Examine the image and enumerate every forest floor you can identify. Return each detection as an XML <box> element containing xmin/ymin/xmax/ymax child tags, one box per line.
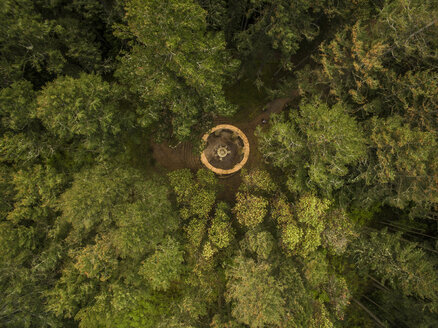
<box><xmin>152</xmin><ymin>91</ymin><xmax>298</xmax><ymax>201</ymax></box>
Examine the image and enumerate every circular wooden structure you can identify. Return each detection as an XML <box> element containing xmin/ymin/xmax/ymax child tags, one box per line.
<box><xmin>201</xmin><ymin>124</ymin><xmax>250</xmax><ymax>175</ymax></box>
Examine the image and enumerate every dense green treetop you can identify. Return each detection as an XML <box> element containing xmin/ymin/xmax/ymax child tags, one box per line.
<box><xmin>233</xmin><ymin>192</ymin><xmax>269</xmax><ymax>228</ymax></box>
<box><xmin>37</xmin><ymin>74</ymin><xmax>132</xmax><ymax>159</ymax></box>
<box><xmin>233</xmin><ymin>0</ymin><xmax>324</xmax><ymax>63</ymax></box>
<box><xmin>139</xmin><ymin>236</ymin><xmax>185</xmax><ymax>291</ymax></box>
<box><xmin>350</xmin><ymin>229</ymin><xmax>438</xmax><ymax>312</ymax></box>
<box><xmin>168</xmin><ymin>168</ymin><xmax>218</xmax><ymax>219</ymax></box>
<box><xmin>46</xmin><ymin>163</ymin><xmax>180</xmax><ymax>327</ymax></box>
<box><xmin>0</xmin><ymin>0</ymin><xmax>64</xmax><ymax>86</ymax></box>
<box><xmin>0</xmin><ymin>0</ymin><xmax>123</xmax><ymax>87</ymax></box>
<box><xmin>116</xmin><ymin>0</ymin><xmax>238</xmax><ymax>141</ymax></box>
<box><xmin>226</xmin><ymin>256</ymin><xmax>285</xmax><ymax>328</ymax></box>
<box><xmin>364</xmin><ymin>115</ymin><xmax>438</xmax><ymax>212</ymax></box>
<box><xmin>0</xmin><ymin>80</ymin><xmax>54</xmax><ymax>166</ymax></box>
<box><xmin>258</xmin><ymin>97</ymin><xmax>367</xmax><ymax>196</ymax></box>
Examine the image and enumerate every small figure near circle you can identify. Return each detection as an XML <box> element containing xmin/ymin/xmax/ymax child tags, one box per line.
<box><xmin>261</xmin><ymin>118</ymin><xmax>268</xmax><ymax>124</ymax></box>
<box><xmin>216</xmin><ymin>145</ymin><xmax>231</xmax><ymax>160</ymax></box>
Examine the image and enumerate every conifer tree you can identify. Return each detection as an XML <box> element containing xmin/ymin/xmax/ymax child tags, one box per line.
<box><xmin>350</xmin><ymin>229</ymin><xmax>438</xmax><ymax>312</ymax></box>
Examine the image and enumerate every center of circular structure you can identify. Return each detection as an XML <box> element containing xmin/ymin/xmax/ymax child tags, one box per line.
<box><xmin>216</xmin><ymin>145</ymin><xmax>230</xmax><ymax>159</ymax></box>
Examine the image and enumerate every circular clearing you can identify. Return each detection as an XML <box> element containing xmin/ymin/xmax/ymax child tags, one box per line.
<box><xmin>201</xmin><ymin>124</ymin><xmax>250</xmax><ymax>175</ymax></box>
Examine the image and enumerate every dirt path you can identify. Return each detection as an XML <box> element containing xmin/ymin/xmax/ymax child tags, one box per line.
<box><xmin>151</xmin><ymin>94</ymin><xmax>297</xmax><ymax>200</ymax></box>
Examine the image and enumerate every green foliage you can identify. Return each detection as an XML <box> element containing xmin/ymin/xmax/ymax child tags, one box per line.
<box><xmin>295</xmin><ymin>195</ymin><xmax>330</xmax><ymax>255</ymax></box>
<box><xmin>196</xmin><ymin>168</ymin><xmax>218</xmax><ymax>188</ymax></box>
<box><xmin>168</xmin><ymin>169</ymin><xmax>196</xmax><ymax>204</ymax></box>
<box><xmin>36</xmin><ymin>73</ymin><xmax>131</xmax><ymax>158</ymax></box>
<box><xmin>389</xmin><ymin>69</ymin><xmax>438</xmax><ymax>133</ymax></box>
<box><xmin>208</xmin><ymin>202</ymin><xmax>235</xmax><ymax>250</ymax></box>
<box><xmin>73</xmin><ymin>235</ymin><xmax>118</xmax><ymax>282</ymax></box>
<box><xmin>0</xmin><ymin>80</ymin><xmax>36</xmax><ymax>131</ymax></box>
<box><xmin>270</xmin><ymin>196</ymin><xmax>294</xmax><ymax>225</ymax></box>
<box><xmin>37</xmin><ymin>73</ymin><xmax>116</xmax><ymax>139</ymax></box>
<box><xmin>308</xmin><ymin>305</ymin><xmax>335</xmax><ymax>328</ymax></box>
<box><xmin>0</xmin><ymin>81</ymin><xmax>56</xmax><ymax>166</ymax></box>
<box><xmin>210</xmin><ymin>314</ymin><xmax>246</xmax><ymax>328</ymax></box>
<box><xmin>240</xmin><ymin>169</ymin><xmax>278</xmax><ymax>195</ymax></box>
<box><xmin>226</xmin><ymin>256</ymin><xmax>285</xmax><ymax>327</ymax></box>
<box><xmin>271</xmin><ymin>196</ymin><xmax>300</xmax><ymax>253</ymax></box>
<box><xmin>46</xmin><ymin>164</ymin><xmax>180</xmax><ymax>325</ymax></box>
<box><xmin>60</xmin><ymin>164</ymin><xmax>178</xmax><ymax>255</ymax></box>
<box><xmin>366</xmin><ymin>115</ymin><xmax>438</xmax><ymax>210</ymax></box>
<box><xmin>240</xmin><ymin>229</ymin><xmax>275</xmax><ymax>260</ymax></box>
<box><xmin>71</xmin><ymin>285</ymin><xmax>173</xmax><ymax>328</ymax></box>
<box><xmin>371</xmin><ymin>289</ymin><xmax>438</xmax><ymax>328</ymax></box>
<box><xmin>116</xmin><ymin>0</ymin><xmax>238</xmax><ymax>141</ymax></box>
<box><xmin>140</xmin><ymin>237</ymin><xmax>185</xmax><ymax>291</ymax></box>
<box><xmin>351</xmin><ymin>229</ymin><xmax>438</xmax><ymax>312</ymax></box>
<box><xmin>0</xmin><ymin>221</ymin><xmax>35</xmax><ymax>265</ymax></box>
<box><xmin>0</xmin><ymin>164</ymin><xmax>66</xmax><ymax>327</ymax></box>
<box><xmin>168</xmin><ymin>168</ymin><xmax>218</xmax><ymax>219</ymax></box>
<box><xmin>296</xmin><ymin>194</ymin><xmax>331</xmax><ymax>228</ymax></box>
<box><xmin>110</xmin><ymin>290</ymin><xmax>172</xmax><ymax>328</ymax></box>
<box><xmin>378</xmin><ymin>0</ymin><xmax>438</xmax><ymax>67</ymax></box>
<box><xmin>201</xmin><ymin>241</ymin><xmax>217</xmax><ymax>261</ymax></box>
<box><xmin>322</xmin><ymin>208</ymin><xmax>357</xmax><ymax>255</ymax></box>
<box><xmin>281</xmin><ymin>223</ymin><xmax>303</xmax><ymax>253</ymax></box>
<box><xmin>272</xmin><ymin>194</ymin><xmax>331</xmax><ymax>256</ymax></box>
<box><xmin>190</xmin><ymin>192</ymin><xmax>217</xmax><ymax>219</ymax></box>
<box><xmin>230</xmin><ymin>0</ymin><xmax>326</xmax><ymax>69</ymax></box>
<box><xmin>314</xmin><ymin>0</ymin><xmax>438</xmax><ymax>118</ymax></box>
<box><xmin>233</xmin><ymin>192</ymin><xmax>269</xmax><ymax>227</ymax></box>
<box><xmin>272</xmin><ymin>193</ymin><xmax>355</xmax><ymax>257</ymax></box>
<box><xmin>277</xmin><ymin>262</ymin><xmax>311</xmax><ymax>326</ymax></box>
<box><xmin>0</xmin><ymin>130</ymin><xmax>55</xmax><ymax>167</ymax></box>
<box><xmin>185</xmin><ymin>218</ymin><xmax>207</xmax><ymax>249</ymax></box>
<box><xmin>1</xmin><ymin>0</ymin><xmax>437</xmax><ymax>326</ymax></box>
<box><xmin>0</xmin><ymin>0</ymin><xmax>122</xmax><ymax>86</ymax></box>
<box><xmin>295</xmin><ymin>0</ymin><xmax>438</xmax><ymax>214</ymax></box>
<box><xmin>0</xmin><ymin>0</ymin><xmax>64</xmax><ymax>85</ymax></box>
<box><xmin>257</xmin><ymin>98</ymin><xmax>367</xmax><ymax>196</ymax></box>
<box><xmin>303</xmin><ymin>254</ymin><xmax>351</xmax><ymax>320</ymax></box>
<box><xmin>7</xmin><ymin>165</ymin><xmax>66</xmax><ymax>224</ymax></box>
<box><xmin>0</xmin><ymin>258</ymin><xmax>59</xmax><ymax>327</ymax></box>
<box><xmin>195</xmin><ymin>0</ymin><xmax>227</xmax><ymax>30</ymax></box>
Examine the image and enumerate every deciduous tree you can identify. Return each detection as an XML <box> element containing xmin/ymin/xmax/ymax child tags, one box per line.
<box><xmin>116</xmin><ymin>0</ymin><xmax>237</xmax><ymax>141</ymax></box>
<box><xmin>233</xmin><ymin>192</ymin><xmax>268</xmax><ymax>228</ymax></box>
<box><xmin>350</xmin><ymin>229</ymin><xmax>438</xmax><ymax>312</ymax></box>
<box><xmin>140</xmin><ymin>237</ymin><xmax>185</xmax><ymax>291</ymax></box>
<box><xmin>226</xmin><ymin>256</ymin><xmax>285</xmax><ymax>327</ymax></box>
<box><xmin>257</xmin><ymin>98</ymin><xmax>366</xmax><ymax>196</ymax></box>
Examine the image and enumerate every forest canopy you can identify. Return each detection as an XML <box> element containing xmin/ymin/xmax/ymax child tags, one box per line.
<box><xmin>0</xmin><ymin>0</ymin><xmax>437</xmax><ymax>327</ymax></box>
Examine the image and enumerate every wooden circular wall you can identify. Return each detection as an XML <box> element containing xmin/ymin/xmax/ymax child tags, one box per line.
<box><xmin>200</xmin><ymin>124</ymin><xmax>250</xmax><ymax>175</ymax></box>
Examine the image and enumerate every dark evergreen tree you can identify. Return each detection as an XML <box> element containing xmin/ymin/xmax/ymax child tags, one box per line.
<box><xmin>350</xmin><ymin>229</ymin><xmax>438</xmax><ymax>313</ymax></box>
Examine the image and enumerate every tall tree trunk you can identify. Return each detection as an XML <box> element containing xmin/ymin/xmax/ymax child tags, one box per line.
<box><xmin>352</xmin><ymin>298</ymin><xmax>387</xmax><ymax>328</ymax></box>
